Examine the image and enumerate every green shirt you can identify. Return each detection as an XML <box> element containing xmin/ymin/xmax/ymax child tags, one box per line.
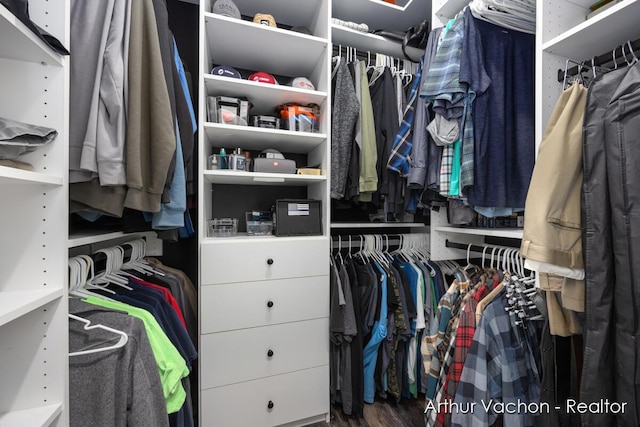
<box><xmin>84</xmin><ymin>296</ymin><xmax>189</xmax><ymax>413</ymax></box>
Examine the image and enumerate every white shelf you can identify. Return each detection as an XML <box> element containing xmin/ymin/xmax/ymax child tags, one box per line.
<box><xmin>204</xmin><ymin>13</ymin><xmax>329</xmax><ymax>77</ymax></box>
<box><xmin>332</xmin><ymin>0</ymin><xmax>430</xmax><ymax>32</ymax></box>
<box><xmin>0</xmin><ymin>403</ymin><xmax>62</xmax><ymax>427</ymax></box>
<box><xmin>434</xmin><ymin>0</ymin><xmax>468</xmax><ymax>22</ymax></box>
<box><xmin>204</xmin><ymin>170</ymin><xmax>326</xmax><ymax>186</ymax></box>
<box><xmin>330</xmin><ymin>24</ymin><xmax>424</xmax><ymax>59</ymax></box>
<box><xmin>204</xmin><ymin>74</ymin><xmax>327</xmax><ymax>115</ymax></box>
<box><xmin>204</xmin><ymin>122</ymin><xmax>327</xmax><ymax>153</ymax></box>
<box><xmin>542</xmin><ymin>0</ymin><xmax>640</xmax><ymax>58</ymax></box>
<box><xmin>331</xmin><ymin>222</ymin><xmax>428</xmax><ymax>229</ymax></box>
<box><xmin>0</xmin><ymin>166</ymin><xmax>63</xmax><ymax>186</ymax></box>
<box><xmin>231</xmin><ymin>0</ymin><xmax>324</xmax><ymax>31</ymax></box>
<box><xmin>203</xmin><ymin>234</ymin><xmax>327</xmax><ymax>243</ymax></box>
<box><xmin>433</xmin><ymin>226</ymin><xmax>524</xmax><ymax>239</ymax></box>
<box><xmin>0</xmin><ymin>5</ymin><xmax>63</xmax><ymax>66</ymax></box>
<box><xmin>0</xmin><ymin>289</ymin><xmax>62</xmax><ymax>328</ymax></box>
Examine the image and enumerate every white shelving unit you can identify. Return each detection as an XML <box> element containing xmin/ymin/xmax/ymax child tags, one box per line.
<box><xmin>0</xmin><ymin>1</ymin><xmax>68</xmax><ymax>424</ymax></box>
<box><xmin>198</xmin><ymin>0</ymin><xmax>331</xmax><ymax>425</ymax></box>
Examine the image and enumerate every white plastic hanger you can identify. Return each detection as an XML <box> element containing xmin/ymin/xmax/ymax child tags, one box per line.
<box><xmin>69</xmin><ymin>313</ymin><xmax>128</xmax><ymax>357</ymax></box>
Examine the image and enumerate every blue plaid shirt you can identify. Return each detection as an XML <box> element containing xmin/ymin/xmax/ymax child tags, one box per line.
<box><xmin>452</xmin><ymin>292</ymin><xmax>540</xmax><ymax>427</ymax></box>
<box><xmin>387</xmin><ymin>58</ymin><xmax>424</xmax><ymax>177</ymax></box>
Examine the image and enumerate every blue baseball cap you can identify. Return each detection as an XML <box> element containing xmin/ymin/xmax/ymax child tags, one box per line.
<box><xmin>211</xmin><ymin>65</ymin><xmax>242</xmax><ymax>79</ymax></box>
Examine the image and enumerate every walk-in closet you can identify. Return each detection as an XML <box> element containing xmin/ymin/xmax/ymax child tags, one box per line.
<box><xmin>1</xmin><ymin>0</ymin><xmax>639</xmax><ymax>426</ymax></box>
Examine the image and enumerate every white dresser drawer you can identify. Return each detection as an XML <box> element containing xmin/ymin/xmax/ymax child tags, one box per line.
<box><xmin>201</xmin><ymin>237</ymin><xmax>329</xmax><ymax>284</ymax></box>
<box><xmin>201</xmin><ymin>366</ymin><xmax>329</xmax><ymax>427</ymax></box>
<box><xmin>201</xmin><ymin>276</ymin><xmax>328</xmax><ymax>333</ymax></box>
<box><xmin>200</xmin><ymin>318</ymin><xmax>328</xmax><ymax>389</ymax></box>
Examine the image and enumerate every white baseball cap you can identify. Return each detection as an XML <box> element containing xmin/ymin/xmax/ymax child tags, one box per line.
<box><xmin>212</xmin><ymin>0</ymin><xmax>241</xmax><ymax>19</ymax></box>
<box><xmin>291</xmin><ymin>77</ymin><xmax>315</xmax><ymax>91</ymax></box>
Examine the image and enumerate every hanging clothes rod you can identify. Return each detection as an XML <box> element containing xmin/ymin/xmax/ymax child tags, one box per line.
<box><xmin>331</xmin><ymin>233</ymin><xmax>428</xmax><ymax>249</ymax></box>
<box><xmin>332</xmin><ymin>44</ymin><xmax>405</xmax><ymax>65</ymax></box>
<box><xmin>557</xmin><ymin>37</ymin><xmax>640</xmax><ymax>81</ymax></box>
<box><xmin>445</xmin><ymin>239</ymin><xmax>521</xmax><ymax>253</ymax></box>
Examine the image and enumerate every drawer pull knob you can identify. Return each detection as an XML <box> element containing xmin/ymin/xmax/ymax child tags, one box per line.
<box><xmin>267</xmin><ymin>258</ymin><xmax>274</xmax><ymax>265</ymax></box>
<box><xmin>267</xmin><ymin>300</ymin><xmax>274</xmax><ymax>308</ymax></box>
<box><xmin>268</xmin><ymin>401</ymin><xmax>274</xmax><ymax>410</ymax></box>
<box><xmin>267</xmin><ymin>349</ymin><xmax>274</xmax><ymax>357</ymax></box>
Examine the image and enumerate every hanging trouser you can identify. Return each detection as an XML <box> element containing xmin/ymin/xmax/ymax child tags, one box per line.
<box><xmin>362</xmin><ymin>262</ymin><xmax>388</xmax><ymax>403</ymax></box>
<box><xmin>581</xmin><ymin>66</ymin><xmax>628</xmax><ymax>427</ymax></box>
<box><xmin>602</xmin><ymin>61</ymin><xmax>640</xmax><ymax>427</ymax></box>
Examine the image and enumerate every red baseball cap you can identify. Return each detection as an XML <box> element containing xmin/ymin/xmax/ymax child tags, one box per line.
<box><xmin>248</xmin><ymin>71</ymin><xmax>279</xmax><ymax>85</ymax></box>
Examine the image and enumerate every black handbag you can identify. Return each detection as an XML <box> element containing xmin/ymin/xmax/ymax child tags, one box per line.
<box><xmin>402</xmin><ymin>19</ymin><xmax>430</xmax><ymax>62</ymax></box>
<box><xmin>373</xmin><ymin>19</ymin><xmax>430</xmax><ymax>62</ymax></box>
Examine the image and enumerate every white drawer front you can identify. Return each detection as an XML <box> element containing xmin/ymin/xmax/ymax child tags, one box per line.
<box><xmin>200</xmin><ymin>276</ymin><xmax>328</xmax><ymax>333</ymax></box>
<box><xmin>201</xmin><ymin>366</ymin><xmax>329</xmax><ymax>427</ymax></box>
<box><xmin>200</xmin><ymin>318</ymin><xmax>329</xmax><ymax>389</ymax></box>
<box><xmin>201</xmin><ymin>238</ymin><xmax>329</xmax><ymax>284</ymax></box>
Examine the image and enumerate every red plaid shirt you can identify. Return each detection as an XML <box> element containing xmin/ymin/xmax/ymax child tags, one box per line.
<box><xmin>433</xmin><ymin>283</ymin><xmax>492</xmax><ymax>427</ymax></box>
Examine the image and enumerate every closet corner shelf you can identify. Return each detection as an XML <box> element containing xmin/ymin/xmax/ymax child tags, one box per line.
<box><xmin>0</xmin><ymin>4</ymin><xmax>63</xmax><ymax>66</ymax></box>
<box><xmin>204</xmin><ymin>74</ymin><xmax>328</xmax><ymax>114</ymax></box>
<box><xmin>204</xmin><ymin>170</ymin><xmax>326</xmax><ymax>186</ymax></box>
<box><xmin>433</xmin><ymin>226</ymin><xmax>524</xmax><ymax>239</ymax></box>
<box><xmin>330</xmin><ymin>222</ymin><xmax>428</xmax><ymax>229</ymax></box>
<box><xmin>0</xmin><ymin>166</ymin><xmax>63</xmax><ymax>186</ymax></box>
<box><xmin>434</xmin><ymin>0</ymin><xmax>468</xmax><ymax>22</ymax></box>
<box><xmin>0</xmin><ymin>288</ymin><xmax>63</xmax><ymax>328</ymax></box>
<box><xmin>542</xmin><ymin>0</ymin><xmax>639</xmax><ymax>58</ymax></box>
<box><xmin>0</xmin><ymin>403</ymin><xmax>62</xmax><ymax>427</ymax></box>
<box><xmin>330</xmin><ymin>24</ymin><xmax>424</xmax><ymax>60</ymax></box>
<box><xmin>203</xmin><ymin>122</ymin><xmax>327</xmax><ymax>153</ymax></box>
<box><xmin>204</xmin><ymin>13</ymin><xmax>329</xmax><ymax>77</ymax></box>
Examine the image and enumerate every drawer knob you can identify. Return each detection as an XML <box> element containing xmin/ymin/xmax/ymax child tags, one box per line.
<box><xmin>267</xmin><ymin>258</ymin><xmax>274</xmax><ymax>265</ymax></box>
<box><xmin>267</xmin><ymin>349</ymin><xmax>274</xmax><ymax>357</ymax></box>
<box><xmin>267</xmin><ymin>300</ymin><xmax>274</xmax><ymax>308</ymax></box>
<box><xmin>268</xmin><ymin>401</ymin><xmax>274</xmax><ymax>410</ymax></box>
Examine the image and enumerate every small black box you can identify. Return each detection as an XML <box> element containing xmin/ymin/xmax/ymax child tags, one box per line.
<box><xmin>273</xmin><ymin>199</ymin><xmax>322</xmax><ymax>236</ymax></box>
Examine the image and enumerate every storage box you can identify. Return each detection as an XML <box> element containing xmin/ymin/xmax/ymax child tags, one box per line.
<box><xmin>251</xmin><ymin>115</ymin><xmax>280</xmax><ymax>129</ymax></box>
<box><xmin>278</xmin><ymin>104</ymin><xmax>320</xmax><ymax>133</ymax></box>
<box><xmin>207</xmin><ymin>96</ymin><xmax>250</xmax><ymax>125</ymax></box>
<box><xmin>245</xmin><ymin>211</ymin><xmax>273</xmax><ymax>236</ymax></box>
<box><xmin>207</xmin><ymin>218</ymin><xmax>238</xmax><ymax>237</ymax></box>
<box><xmin>272</xmin><ymin>199</ymin><xmax>322</xmax><ymax>236</ymax></box>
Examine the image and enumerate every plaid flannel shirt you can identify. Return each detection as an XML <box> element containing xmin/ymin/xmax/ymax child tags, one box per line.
<box><xmin>452</xmin><ymin>292</ymin><xmax>538</xmax><ymax>427</ymax></box>
<box><xmin>388</xmin><ymin>58</ymin><xmax>424</xmax><ymax>177</ymax></box>
<box><xmin>422</xmin><ymin>281</ymin><xmax>459</xmax><ymax>400</ymax></box>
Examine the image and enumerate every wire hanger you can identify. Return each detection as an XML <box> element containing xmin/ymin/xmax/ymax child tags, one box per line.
<box><xmin>69</xmin><ymin>314</ymin><xmax>129</xmax><ymax>357</ymax></box>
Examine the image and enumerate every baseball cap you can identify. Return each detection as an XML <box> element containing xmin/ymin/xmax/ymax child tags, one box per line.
<box><xmin>211</xmin><ymin>65</ymin><xmax>242</xmax><ymax>79</ymax></box>
<box><xmin>212</xmin><ymin>0</ymin><xmax>241</xmax><ymax>19</ymax></box>
<box><xmin>253</xmin><ymin>13</ymin><xmax>277</xmax><ymax>28</ymax></box>
<box><xmin>249</xmin><ymin>72</ymin><xmax>279</xmax><ymax>85</ymax></box>
<box><xmin>291</xmin><ymin>77</ymin><xmax>315</xmax><ymax>91</ymax></box>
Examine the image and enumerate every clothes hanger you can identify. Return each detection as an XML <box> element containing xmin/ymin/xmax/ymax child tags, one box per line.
<box><xmin>92</xmin><ymin>247</ymin><xmax>132</xmax><ymax>289</ymax></box>
<box><xmin>69</xmin><ymin>313</ymin><xmax>129</xmax><ymax>357</ymax></box>
<box><xmin>122</xmin><ymin>239</ymin><xmax>158</xmax><ymax>276</ymax></box>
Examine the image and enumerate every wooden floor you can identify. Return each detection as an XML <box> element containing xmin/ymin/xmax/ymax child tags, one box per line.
<box><xmin>308</xmin><ymin>397</ymin><xmax>426</xmax><ymax>427</ymax></box>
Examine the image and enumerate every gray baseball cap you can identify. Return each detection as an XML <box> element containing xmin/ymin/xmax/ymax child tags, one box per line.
<box><xmin>212</xmin><ymin>0</ymin><xmax>241</xmax><ymax>19</ymax></box>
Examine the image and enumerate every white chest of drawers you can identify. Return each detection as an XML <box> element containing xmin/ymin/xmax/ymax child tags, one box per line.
<box><xmin>199</xmin><ymin>237</ymin><xmax>330</xmax><ymax>426</ymax></box>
